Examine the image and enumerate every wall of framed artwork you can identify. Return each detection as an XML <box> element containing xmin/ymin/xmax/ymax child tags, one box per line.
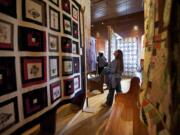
<box><xmin>0</xmin><ymin>0</ymin><xmax>88</xmax><ymax>134</ymax></box>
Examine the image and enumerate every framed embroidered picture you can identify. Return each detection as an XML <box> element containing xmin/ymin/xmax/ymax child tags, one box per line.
<box><xmin>0</xmin><ymin>20</ymin><xmax>13</xmax><ymax>50</ymax></box>
<box><xmin>61</xmin><ymin>36</ymin><xmax>72</xmax><ymax>53</ymax></box>
<box><xmin>63</xmin><ymin>14</ymin><xmax>72</xmax><ymax>35</ymax></box>
<box><xmin>61</xmin><ymin>0</ymin><xmax>70</xmax><ymax>14</ymax></box>
<box><xmin>48</xmin><ymin>33</ymin><xmax>59</xmax><ymax>52</ymax></box>
<box><xmin>0</xmin><ymin>57</ymin><xmax>16</xmax><ymax>96</ymax></box>
<box><xmin>73</xmin><ymin>57</ymin><xmax>80</xmax><ymax>73</ymax></box>
<box><xmin>22</xmin><ymin>87</ymin><xmax>47</xmax><ymax>118</ymax></box>
<box><xmin>22</xmin><ymin>0</ymin><xmax>47</xmax><ymax>26</ymax></box>
<box><xmin>72</xmin><ymin>5</ymin><xmax>78</xmax><ymax>21</ymax></box>
<box><xmin>73</xmin><ymin>21</ymin><xmax>78</xmax><ymax>39</ymax></box>
<box><xmin>62</xmin><ymin>56</ymin><xmax>73</xmax><ymax>76</ymax></box>
<box><xmin>21</xmin><ymin>57</ymin><xmax>47</xmax><ymax>88</ymax></box>
<box><xmin>72</xmin><ymin>41</ymin><xmax>79</xmax><ymax>54</ymax></box>
<box><xmin>63</xmin><ymin>78</ymin><xmax>74</xmax><ymax>96</ymax></box>
<box><xmin>18</xmin><ymin>26</ymin><xmax>46</xmax><ymax>52</ymax></box>
<box><xmin>49</xmin><ymin>56</ymin><xmax>59</xmax><ymax>80</ymax></box>
<box><xmin>74</xmin><ymin>76</ymin><xmax>80</xmax><ymax>90</ymax></box>
<box><xmin>49</xmin><ymin>6</ymin><xmax>60</xmax><ymax>32</ymax></box>
<box><xmin>0</xmin><ymin>97</ymin><xmax>19</xmax><ymax>133</ymax></box>
<box><xmin>50</xmin><ymin>81</ymin><xmax>61</xmax><ymax>103</ymax></box>
<box><xmin>0</xmin><ymin>0</ymin><xmax>17</xmax><ymax>18</ymax></box>
<box><xmin>49</xmin><ymin>0</ymin><xmax>59</xmax><ymax>7</ymax></box>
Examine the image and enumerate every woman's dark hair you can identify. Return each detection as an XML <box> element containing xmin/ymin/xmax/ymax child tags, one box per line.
<box><xmin>115</xmin><ymin>49</ymin><xmax>124</xmax><ymax>72</ymax></box>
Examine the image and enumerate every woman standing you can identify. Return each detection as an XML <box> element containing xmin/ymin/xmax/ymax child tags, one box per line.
<box><xmin>103</xmin><ymin>49</ymin><xmax>124</xmax><ymax>107</ymax></box>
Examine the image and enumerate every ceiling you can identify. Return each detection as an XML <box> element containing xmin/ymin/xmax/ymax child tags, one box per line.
<box><xmin>91</xmin><ymin>0</ymin><xmax>144</xmax><ymax>22</ymax></box>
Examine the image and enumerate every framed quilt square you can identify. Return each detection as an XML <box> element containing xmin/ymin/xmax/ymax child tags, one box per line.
<box><xmin>48</xmin><ymin>33</ymin><xmax>59</xmax><ymax>52</ymax></box>
<box><xmin>0</xmin><ymin>97</ymin><xmax>19</xmax><ymax>133</ymax></box>
<box><xmin>73</xmin><ymin>57</ymin><xmax>80</xmax><ymax>73</ymax></box>
<box><xmin>0</xmin><ymin>57</ymin><xmax>16</xmax><ymax>96</ymax></box>
<box><xmin>21</xmin><ymin>57</ymin><xmax>47</xmax><ymax>88</ymax></box>
<box><xmin>18</xmin><ymin>26</ymin><xmax>46</xmax><ymax>52</ymax></box>
<box><xmin>49</xmin><ymin>56</ymin><xmax>59</xmax><ymax>80</ymax></box>
<box><xmin>72</xmin><ymin>41</ymin><xmax>79</xmax><ymax>54</ymax></box>
<box><xmin>63</xmin><ymin>78</ymin><xmax>74</xmax><ymax>96</ymax></box>
<box><xmin>22</xmin><ymin>0</ymin><xmax>47</xmax><ymax>26</ymax></box>
<box><xmin>61</xmin><ymin>36</ymin><xmax>72</xmax><ymax>53</ymax></box>
<box><xmin>49</xmin><ymin>0</ymin><xmax>59</xmax><ymax>7</ymax></box>
<box><xmin>22</xmin><ymin>87</ymin><xmax>47</xmax><ymax>118</ymax></box>
<box><xmin>61</xmin><ymin>0</ymin><xmax>70</xmax><ymax>14</ymax></box>
<box><xmin>73</xmin><ymin>21</ymin><xmax>78</xmax><ymax>39</ymax></box>
<box><xmin>72</xmin><ymin>5</ymin><xmax>78</xmax><ymax>21</ymax></box>
<box><xmin>74</xmin><ymin>76</ymin><xmax>80</xmax><ymax>90</ymax></box>
<box><xmin>49</xmin><ymin>6</ymin><xmax>60</xmax><ymax>32</ymax></box>
<box><xmin>50</xmin><ymin>81</ymin><xmax>61</xmax><ymax>103</ymax></box>
<box><xmin>62</xmin><ymin>56</ymin><xmax>73</xmax><ymax>76</ymax></box>
<box><xmin>0</xmin><ymin>0</ymin><xmax>17</xmax><ymax>18</ymax></box>
<box><xmin>63</xmin><ymin>14</ymin><xmax>72</xmax><ymax>35</ymax></box>
<box><xmin>0</xmin><ymin>20</ymin><xmax>13</xmax><ymax>50</ymax></box>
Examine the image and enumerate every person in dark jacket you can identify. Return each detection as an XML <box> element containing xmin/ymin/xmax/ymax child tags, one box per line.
<box><xmin>97</xmin><ymin>52</ymin><xmax>107</xmax><ymax>74</ymax></box>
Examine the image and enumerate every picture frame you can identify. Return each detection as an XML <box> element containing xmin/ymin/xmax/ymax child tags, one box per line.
<box><xmin>48</xmin><ymin>33</ymin><xmax>59</xmax><ymax>52</ymax></box>
<box><xmin>0</xmin><ymin>57</ymin><xmax>17</xmax><ymax>96</ymax></box>
<box><xmin>72</xmin><ymin>41</ymin><xmax>79</xmax><ymax>54</ymax></box>
<box><xmin>0</xmin><ymin>97</ymin><xmax>19</xmax><ymax>133</ymax></box>
<box><xmin>62</xmin><ymin>56</ymin><xmax>73</xmax><ymax>76</ymax></box>
<box><xmin>0</xmin><ymin>20</ymin><xmax>13</xmax><ymax>50</ymax></box>
<box><xmin>22</xmin><ymin>0</ymin><xmax>47</xmax><ymax>26</ymax></box>
<box><xmin>63</xmin><ymin>14</ymin><xmax>72</xmax><ymax>35</ymax></box>
<box><xmin>73</xmin><ymin>21</ymin><xmax>78</xmax><ymax>39</ymax></box>
<box><xmin>61</xmin><ymin>0</ymin><xmax>70</xmax><ymax>14</ymax></box>
<box><xmin>0</xmin><ymin>0</ymin><xmax>17</xmax><ymax>18</ymax></box>
<box><xmin>49</xmin><ymin>6</ymin><xmax>60</xmax><ymax>32</ymax></box>
<box><xmin>74</xmin><ymin>76</ymin><xmax>80</xmax><ymax>90</ymax></box>
<box><xmin>50</xmin><ymin>81</ymin><xmax>61</xmax><ymax>103</ymax></box>
<box><xmin>49</xmin><ymin>56</ymin><xmax>59</xmax><ymax>80</ymax></box>
<box><xmin>73</xmin><ymin>57</ymin><xmax>80</xmax><ymax>73</ymax></box>
<box><xmin>49</xmin><ymin>0</ymin><xmax>59</xmax><ymax>7</ymax></box>
<box><xmin>61</xmin><ymin>36</ymin><xmax>72</xmax><ymax>53</ymax></box>
<box><xmin>63</xmin><ymin>78</ymin><xmax>74</xmax><ymax>96</ymax></box>
<box><xmin>21</xmin><ymin>57</ymin><xmax>47</xmax><ymax>88</ymax></box>
<box><xmin>22</xmin><ymin>87</ymin><xmax>47</xmax><ymax>118</ymax></box>
<box><xmin>18</xmin><ymin>26</ymin><xmax>46</xmax><ymax>52</ymax></box>
<box><xmin>72</xmin><ymin>5</ymin><xmax>78</xmax><ymax>21</ymax></box>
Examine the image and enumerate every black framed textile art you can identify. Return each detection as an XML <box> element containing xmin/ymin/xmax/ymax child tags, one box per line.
<box><xmin>50</xmin><ymin>81</ymin><xmax>61</xmax><ymax>103</ymax></box>
<box><xmin>0</xmin><ymin>20</ymin><xmax>13</xmax><ymax>50</ymax></box>
<box><xmin>72</xmin><ymin>5</ymin><xmax>78</xmax><ymax>21</ymax></box>
<box><xmin>61</xmin><ymin>36</ymin><xmax>72</xmax><ymax>53</ymax></box>
<box><xmin>21</xmin><ymin>57</ymin><xmax>47</xmax><ymax>88</ymax></box>
<box><xmin>74</xmin><ymin>75</ymin><xmax>80</xmax><ymax>90</ymax></box>
<box><xmin>73</xmin><ymin>21</ymin><xmax>78</xmax><ymax>39</ymax></box>
<box><xmin>0</xmin><ymin>57</ymin><xmax>16</xmax><ymax>96</ymax></box>
<box><xmin>72</xmin><ymin>41</ymin><xmax>79</xmax><ymax>54</ymax></box>
<box><xmin>0</xmin><ymin>0</ymin><xmax>17</xmax><ymax>18</ymax></box>
<box><xmin>49</xmin><ymin>6</ymin><xmax>60</xmax><ymax>32</ymax></box>
<box><xmin>73</xmin><ymin>57</ymin><xmax>79</xmax><ymax>73</ymax></box>
<box><xmin>61</xmin><ymin>0</ymin><xmax>70</xmax><ymax>14</ymax></box>
<box><xmin>63</xmin><ymin>14</ymin><xmax>72</xmax><ymax>35</ymax></box>
<box><xmin>62</xmin><ymin>56</ymin><xmax>73</xmax><ymax>76</ymax></box>
<box><xmin>22</xmin><ymin>0</ymin><xmax>47</xmax><ymax>26</ymax></box>
<box><xmin>48</xmin><ymin>33</ymin><xmax>59</xmax><ymax>52</ymax></box>
<box><xmin>18</xmin><ymin>26</ymin><xmax>46</xmax><ymax>52</ymax></box>
<box><xmin>22</xmin><ymin>87</ymin><xmax>47</xmax><ymax>118</ymax></box>
<box><xmin>0</xmin><ymin>97</ymin><xmax>19</xmax><ymax>133</ymax></box>
<box><xmin>49</xmin><ymin>56</ymin><xmax>59</xmax><ymax>80</ymax></box>
<box><xmin>63</xmin><ymin>78</ymin><xmax>74</xmax><ymax>96</ymax></box>
<box><xmin>49</xmin><ymin>0</ymin><xmax>59</xmax><ymax>7</ymax></box>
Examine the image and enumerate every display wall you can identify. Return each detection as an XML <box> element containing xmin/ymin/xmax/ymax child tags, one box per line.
<box><xmin>0</xmin><ymin>0</ymin><xmax>86</xmax><ymax>134</ymax></box>
<box><xmin>141</xmin><ymin>0</ymin><xmax>173</xmax><ymax>135</ymax></box>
